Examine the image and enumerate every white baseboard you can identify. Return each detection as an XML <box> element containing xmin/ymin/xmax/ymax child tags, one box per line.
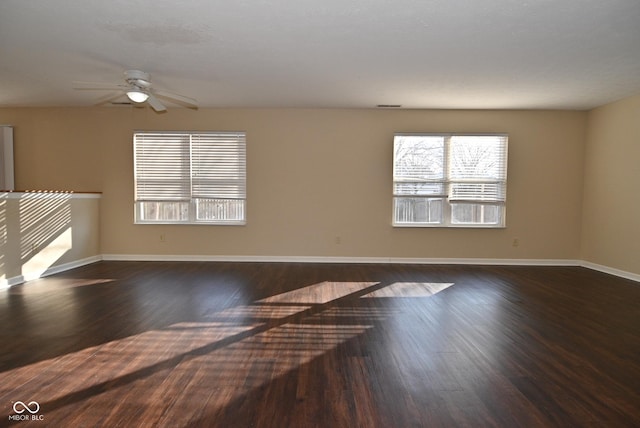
<box><xmin>3</xmin><ymin>255</ymin><xmax>636</xmax><ymax>289</ymax></box>
<box><xmin>102</xmin><ymin>253</ymin><xmax>580</xmax><ymax>266</ymax></box>
<box><xmin>100</xmin><ymin>254</ymin><xmax>638</xmax><ymax>283</ymax></box>
<box><xmin>0</xmin><ymin>255</ymin><xmax>102</xmax><ymax>290</ymax></box>
<box><xmin>37</xmin><ymin>255</ymin><xmax>102</xmax><ymax>277</ymax></box>
<box><xmin>1</xmin><ymin>275</ymin><xmax>25</xmax><ymax>289</ymax></box>
<box><xmin>580</xmin><ymin>261</ymin><xmax>640</xmax><ymax>283</ymax></box>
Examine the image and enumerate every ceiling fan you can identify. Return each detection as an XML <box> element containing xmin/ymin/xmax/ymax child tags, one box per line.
<box><xmin>73</xmin><ymin>70</ymin><xmax>198</xmax><ymax>112</ymax></box>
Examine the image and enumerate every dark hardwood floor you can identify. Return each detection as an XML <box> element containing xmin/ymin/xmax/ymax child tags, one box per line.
<box><xmin>1</xmin><ymin>261</ymin><xmax>639</xmax><ymax>427</ymax></box>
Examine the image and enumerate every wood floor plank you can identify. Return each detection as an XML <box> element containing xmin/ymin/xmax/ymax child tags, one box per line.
<box><xmin>1</xmin><ymin>261</ymin><xmax>639</xmax><ymax>427</ymax></box>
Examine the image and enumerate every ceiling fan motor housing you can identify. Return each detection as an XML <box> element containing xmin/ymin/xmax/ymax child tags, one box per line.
<box><xmin>125</xmin><ymin>70</ymin><xmax>152</xmax><ymax>89</ymax></box>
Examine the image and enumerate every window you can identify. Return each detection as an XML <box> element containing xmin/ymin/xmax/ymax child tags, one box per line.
<box><xmin>134</xmin><ymin>131</ymin><xmax>246</xmax><ymax>224</ymax></box>
<box><xmin>393</xmin><ymin>133</ymin><xmax>508</xmax><ymax>227</ymax></box>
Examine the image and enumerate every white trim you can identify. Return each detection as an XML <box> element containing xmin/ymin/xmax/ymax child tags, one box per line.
<box><xmin>35</xmin><ymin>255</ymin><xmax>103</xmax><ymax>277</ymax></box>
<box><xmin>580</xmin><ymin>261</ymin><xmax>640</xmax><ymax>283</ymax></box>
<box><xmin>100</xmin><ymin>254</ymin><xmax>638</xmax><ymax>283</ymax></box>
<box><xmin>1</xmin><ymin>192</ymin><xmax>101</xmax><ymax>199</ymax></box>
<box><xmin>65</xmin><ymin>193</ymin><xmax>102</xmax><ymax>199</ymax></box>
<box><xmin>0</xmin><ymin>255</ymin><xmax>102</xmax><ymax>290</ymax></box>
<box><xmin>0</xmin><ymin>275</ymin><xmax>26</xmax><ymax>289</ymax></box>
<box><xmin>1</xmin><ymin>126</ymin><xmax>14</xmax><ymax>191</ymax></box>
<box><xmin>101</xmin><ymin>253</ymin><xmax>580</xmax><ymax>266</ymax></box>
<box><xmin>2</xmin><ymin>255</ymin><xmax>636</xmax><ymax>290</ymax></box>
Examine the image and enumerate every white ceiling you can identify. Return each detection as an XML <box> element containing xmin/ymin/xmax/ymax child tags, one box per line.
<box><xmin>1</xmin><ymin>0</ymin><xmax>640</xmax><ymax>110</ymax></box>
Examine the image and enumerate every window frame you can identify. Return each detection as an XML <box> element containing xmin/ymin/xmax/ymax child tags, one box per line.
<box><xmin>392</xmin><ymin>133</ymin><xmax>508</xmax><ymax>228</ymax></box>
<box><xmin>133</xmin><ymin>130</ymin><xmax>247</xmax><ymax>225</ymax></box>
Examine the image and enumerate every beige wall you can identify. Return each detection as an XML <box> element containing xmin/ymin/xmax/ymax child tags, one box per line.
<box><xmin>582</xmin><ymin>94</ymin><xmax>640</xmax><ymax>275</ymax></box>
<box><xmin>0</xmin><ymin>107</ymin><xmax>587</xmax><ymax>261</ymax></box>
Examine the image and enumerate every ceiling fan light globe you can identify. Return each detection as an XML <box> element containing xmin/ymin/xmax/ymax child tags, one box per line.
<box><xmin>126</xmin><ymin>90</ymin><xmax>149</xmax><ymax>103</ymax></box>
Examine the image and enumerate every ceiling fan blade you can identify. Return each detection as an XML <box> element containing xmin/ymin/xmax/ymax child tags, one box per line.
<box><xmin>72</xmin><ymin>81</ymin><xmax>126</xmax><ymax>91</ymax></box>
<box><xmin>146</xmin><ymin>93</ymin><xmax>167</xmax><ymax>112</ymax></box>
<box><xmin>154</xmin><ymin>89</ymin><xmax>198</xmax><ymax>109</ymax></box>
<box><xmin>92</xmin><ymin>92</ymin><xmax>126</xmax><ymax>106</ymax></box>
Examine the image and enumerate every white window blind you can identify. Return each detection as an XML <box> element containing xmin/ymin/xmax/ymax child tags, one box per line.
<box><xmin>393</xmin><ymin>134</ymin><xmax>508</xmax><ymax>227</ymax></box>
<box><xmin>134</xmin><ymin>131</ymin><xmax>246</xmax><ymax>224</ymax></box>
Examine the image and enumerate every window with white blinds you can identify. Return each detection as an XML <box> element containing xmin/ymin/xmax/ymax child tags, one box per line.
<box><xmin>134</xmin><ymin>131</ymin><xmax>246</xmax><ymax>224</ymax></box>
<box><xmin>393</xmin><ymin>134</ymin><xmax>508</xmax><ymax>227</ymax></box>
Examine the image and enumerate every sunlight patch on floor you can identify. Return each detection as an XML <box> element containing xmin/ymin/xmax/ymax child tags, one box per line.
<box><xmin>0</xmin><ymin>280</ymin><xmax>385</xmax><ymax>424</ymax></box>
<box><xmin>8</xmin><ymin>277</ymin><xmax>115</xmax><ymax>295</ymax></box>
<box><xmin>258</xmin><ymin>281</ymin><xmax>379</xmax><ymax>304</ymax></box>
<box><xmin>361</xmin><ymin>282</ymin><xmax>454</xmax><ymax>298</ymax></box>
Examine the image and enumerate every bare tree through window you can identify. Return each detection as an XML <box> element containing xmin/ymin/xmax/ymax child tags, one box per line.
<box><xmin>393</xmin><ymin>134</ymin><xmax>507</xmax><ymax>227</ymax></box>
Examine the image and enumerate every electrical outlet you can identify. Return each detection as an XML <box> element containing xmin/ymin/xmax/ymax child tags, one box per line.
<box><xmin>335</xmin><ymin>236</ymin><xmax>341</xmax><ymax>245</ymax></box>
<box><xmin>160</xmin><ymin>234</ymin><xmax>166</xmax><ymax>243</ymax></box>
<box><xmin>512</xmin><ymin>238</ymin><xmax>519</xmax><ymax>247</ymax></box>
